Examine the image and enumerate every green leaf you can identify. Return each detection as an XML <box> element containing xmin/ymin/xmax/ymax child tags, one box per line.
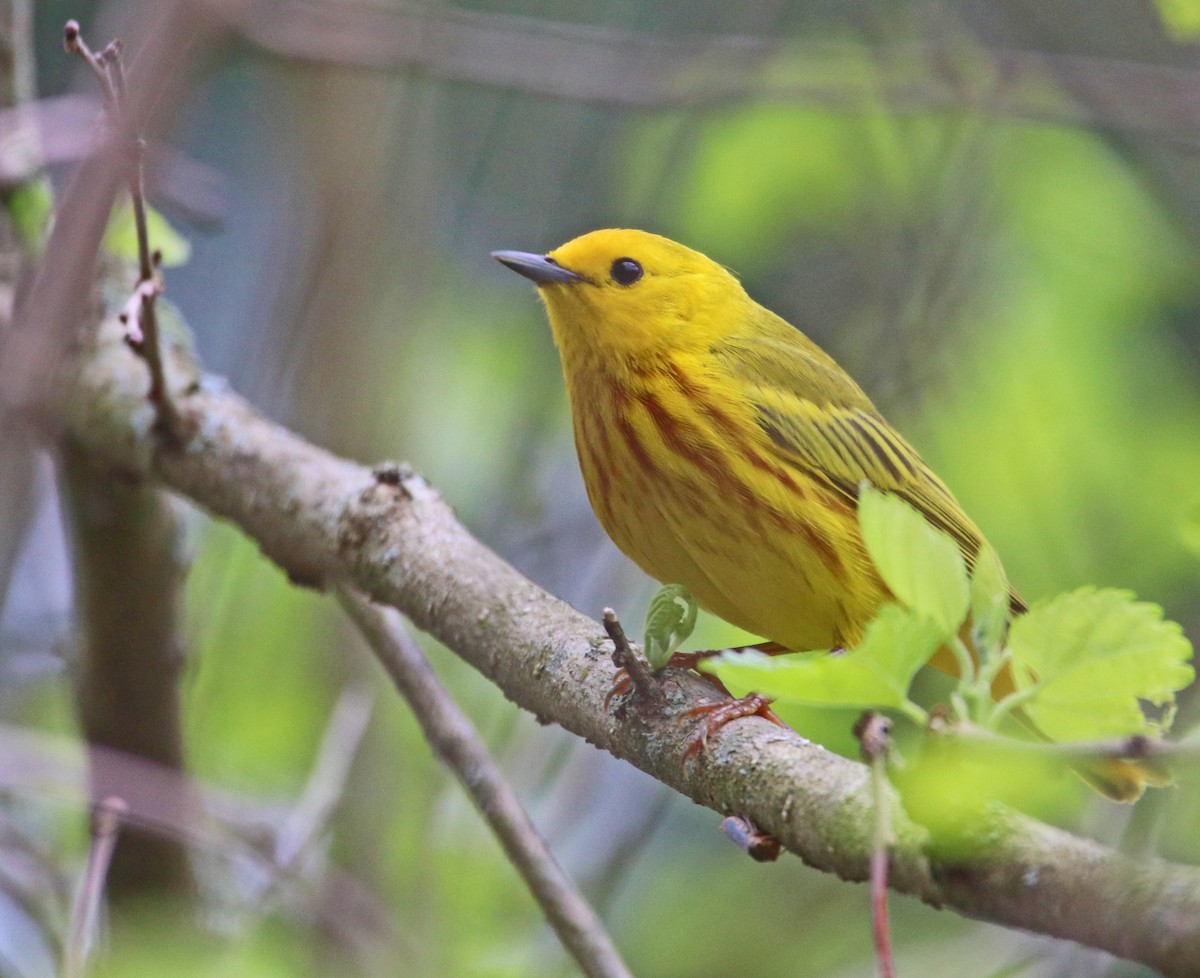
<box><xmin>1008</xmin><ymin>587</ymin><xmax>1195</xmax><ymax>741</ymax></box>
<box><xmin>895</xmin><ymin>735</ymin><xmax>1080</xmax><ymax>858</ymax></box>
<box><xmin>103</xmin><ymin>201</ymin><xmax>191</xmax><ymax>268</ymax></box>
<box><xmin>969</xmin><ymin>541</ymin><xmax>1010</xmax><ymax>656</ymax></box>
<box><xmin>858</xmin><ymin>484</ymin><xmax>969</xmax><ymax>636</ymax></box>
<box><xmin>702</xmin><ymin>604</ymin><xmax>941</xmax><ymax>722</ymax></box>
<box><xmin>1154</xmin><ymin>0</ymin><xmax>1200</xmax><ymax>39</ymax></box>
<box><xmin>643</xmin><ymin>584</ymin><xmax>698</xmax><ymax>670</ymax></box>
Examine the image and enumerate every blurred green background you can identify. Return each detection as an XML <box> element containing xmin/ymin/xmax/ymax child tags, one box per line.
<box><xmin>3</xmin><ymin>0</ymin><xmax>1200</xmax><ymax>976</ymax></box>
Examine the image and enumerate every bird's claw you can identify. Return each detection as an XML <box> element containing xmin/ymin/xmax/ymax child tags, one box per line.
<box><xmin>680</xmin><ymin>693</ymin><xmax>783</xmax><ymax>770</ymax></box>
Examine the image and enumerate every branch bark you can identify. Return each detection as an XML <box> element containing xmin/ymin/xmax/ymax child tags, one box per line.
<box><xmin>338</xmin><ymin>588</ymin><xmax>632</xmax><ymax>978</ymax></box>
<box><xmin>52</xmin><ymin>312</ymin><xmax>1200</xmax><ymax>977</ymax></box>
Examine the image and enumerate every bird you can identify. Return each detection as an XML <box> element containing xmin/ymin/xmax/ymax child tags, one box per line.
<box><xmin>493</xmin><ymin>228</ymin><xmax>1147</xmax><ymax>799</ymax></box>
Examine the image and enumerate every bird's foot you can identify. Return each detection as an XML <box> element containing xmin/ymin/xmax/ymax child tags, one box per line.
<box><xmin>603</xmin><ymin>639</ymin><xmax>789</xmax><ymax>766</ymax></box>
<box><xmin>681</xmin><ymin>693</ymin><xmax>785</xmax><ymax>767</ymax></box>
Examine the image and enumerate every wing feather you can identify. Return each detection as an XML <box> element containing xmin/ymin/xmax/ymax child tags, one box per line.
<box><xmin>715</xmin><ymin>324</ymin><xmax>1025</xmax><ymax>613</ymax></box>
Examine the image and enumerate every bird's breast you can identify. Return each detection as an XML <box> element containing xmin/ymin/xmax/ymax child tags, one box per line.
<box><xmin>563</xmin><ymin>355</ymin><xmax>883</xmax><ymax>650</ymax></box>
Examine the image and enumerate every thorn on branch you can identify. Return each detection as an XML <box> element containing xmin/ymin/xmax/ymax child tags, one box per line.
<box><xmin>602</xmin><ymin>608</ymin><xmax>666</xmax><ymax>712</ymax></box>
<box><xmin>854</xmin><ymin>712</ymin><xmax>897</xmax><ymax>978</ymax></box>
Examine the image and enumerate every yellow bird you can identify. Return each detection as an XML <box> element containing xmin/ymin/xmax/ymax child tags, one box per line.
<box><xmin>494</xmin><ymin>228</ymin><xmax>1146</xmax><ymax>799</ymax></box>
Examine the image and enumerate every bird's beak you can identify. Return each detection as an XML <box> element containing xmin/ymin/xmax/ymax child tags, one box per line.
<box><xmin>491</xmin><ymin>250</ymin><xmax>583</xmax><ymax>285</ymax></box>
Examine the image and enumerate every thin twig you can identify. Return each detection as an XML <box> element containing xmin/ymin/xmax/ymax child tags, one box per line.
<box><xmin>0</xmin><ymin>723</ymin><xmax>402</xmax><ymax>958</ymax></box>
<box><xmin>100</xmin><ymin>46</ymin><xmax>150</xmax><ymax>283</ymax></box>
<box><xmin>274</xmin><ymin>686</ymin><xmax>375</xmax><ymax>870</ymax></box>
<box><xmin>63</xmin><ymin>21</ymin><xmax>113</xmax><ymax>96</ymax></box>
<box><xmin>64</xmin><ymin>21</ymin><xmax>178</xmax><ymax>437</ymax></box>
<box><xmin>855</xmin><ymin>712</ymin><xmax>897</xmax><ymax>978</ymax></box>
<box><xmin>64</xmin><ymin>796</ymin><xmax>127</xmax><ymax>978</ymax></box>
<box><xmin>336</xmin><ymin>587</ymin><xmax>633</xmax><ymax>978</ymax></box>
<box><xmin>602</xmin><ymin>608</ymin><xmax>665</xmax><ymax>710</ymax></box>
<box><xmin>935</xmin><ymin>722</ymin><xmax>1200</xmax><ymax>777</ymax></box>
<box><xmin>239</xmin><ymin>686</ymin><xmax>375</xmax><ymax>913</ymax></box>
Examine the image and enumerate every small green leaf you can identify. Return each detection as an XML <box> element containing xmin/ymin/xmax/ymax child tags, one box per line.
<box><xmin>643</xmin><ymin>584</ymin><xmax>698</xmax><ymax>670</ymax></box>
<box><xmin>1008</xmin><ymin>587</ymin><xmax>1195</xmax><ymax>741</ymax></box>
<box><xmin>702</xmin><ymin>604</ymin><xmax>941</xmax><ymax>722</ymax></box>
<box><xmin>103</xmin><ymin>202</ymin><xmax>191</xmax><ymax>267</ymax></box>
<box><xmin>969</xmin><ymin>541</ymin><xmax>1010</xmax><ymax>657</ymax></box>
<box><xmin>858</xmin><ymin>485</ymin><xmax>969</xmax><ymax>636</ymax></box>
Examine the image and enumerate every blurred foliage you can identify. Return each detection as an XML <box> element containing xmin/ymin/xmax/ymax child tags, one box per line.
<box><xmin>3</xmin><ymin>1</ymin><xmax>1200</xmax><ymax>977</ymax></box>
<box><xmin>1154</xmin><ymin>0</ymin><xmax>1200</xmax><ymax>39</ymax></box>
<box><xmin>102</xmin><ymin>202</ymin><xmax>192</xmax><ymax>268</ymax></box>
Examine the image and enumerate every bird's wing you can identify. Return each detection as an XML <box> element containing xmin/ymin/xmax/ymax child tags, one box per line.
<box><xmin>713</xmin><ymin>328</ymin><xmax>1000</xmax><ymax>590</ymax></box>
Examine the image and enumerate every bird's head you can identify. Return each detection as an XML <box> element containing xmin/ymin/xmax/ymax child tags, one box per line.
<box><xmin>493</xmin><ymin>229</ymin><xmax>749</xmax><ymax>364</ymax></box>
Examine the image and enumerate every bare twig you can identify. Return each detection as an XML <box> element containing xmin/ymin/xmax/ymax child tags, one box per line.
<box><xmin>62</xmin><ymin>20</ymin><xmax>178</xmax><ymax>437</ymax></box>
<box><xmin>337</xmin><ymin>588</ymin><xmax>633</xmax><ymax>978</ymax></box>
<box><xmin>63</xmin><ymin>21</ymin><xmax>113</xmax><ymax>96</ymax></box>
<box><xmin>274</xmin><ymin>686</ymin><xmax>374</xmax><ymax>871</ymax></box>
<box><xmin>0</xmin><ymin>723</ymin><xmax>402</xmax><ymax>960</ymax></box>
<box><xmin>855</xmin><ymin>712</ymin><xmax>897</xmax><ymax>978</ymax></box>
<box><xmin>0</xmin><ymin>36</ymin><xmax>141</xmax><ymax>416</ymax></box>
<box><xmin>602</xmin><ymin>607</ymin><xmax>665</xmax><ymax>710</ymax></box>
<box><xmin>64</xmin><ymin>796</ymin><xmax>127</xmax><ymax>978</ymax></box>
<box><xmin>936</xmin><ymin>722</ymin><xmax>1200</xmax><ymax>767</ymax></box>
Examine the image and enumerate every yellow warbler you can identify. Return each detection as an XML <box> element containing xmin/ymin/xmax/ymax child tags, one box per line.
<box><xmin>494</xmin><ymin>228</ymin><xmax>1147</xmax><ymax>799</ymax></box>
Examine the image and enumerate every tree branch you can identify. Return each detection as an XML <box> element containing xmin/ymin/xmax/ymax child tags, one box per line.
<box><xmin>51</xmin><ymin>311</ymin><xmax>1200</xmax><ymax>977</ymax></box>
<box><xmin>212</xmin><ymin>0</ymin><xmax>1200</xmax><ymax>147</ymax></box>
<box><xmin>338</xmin><ymin>588</ymin><xmax>632</xmax><ymax>978</ymax></box>
<box><xmin>0</xmin><ymin>0</ymin><xmax>214</xmax><ymax>421</ymax></box>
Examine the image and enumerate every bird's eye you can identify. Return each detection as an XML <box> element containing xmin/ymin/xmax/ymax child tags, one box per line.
<box><xmin>610</xmin><ymin>257</ymin><xmax>643</xmax><ymax>286</ymax></box>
